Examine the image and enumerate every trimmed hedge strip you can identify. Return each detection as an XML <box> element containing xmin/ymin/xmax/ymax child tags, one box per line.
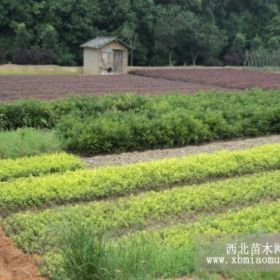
<box><xmin>0</xmin><ymin>153</ymin><xmax>84</xmax><ymax>182</ymax></box>
<box><xmin>111</xmin><ymin>200</ymin><xmax>280</xmax><ymax>277</ymax></box>
<box><xmin>131</xmin><ymin>199</ymin><xmax>280</xmax><ymax>249</ymax></box>
<box><xmin>4</xmin><ymin>169</ymin><xmax>280</xmax><ymax>253</ymax></box>
<box><xmin>1</xmin><ymin>144</ymin><xmax>280</xmax><ymax>213</ymax></box>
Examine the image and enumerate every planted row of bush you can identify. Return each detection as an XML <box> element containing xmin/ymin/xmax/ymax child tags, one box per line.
<box><xmin>0</xmin><ymin>94</ymin><xmax>147</xmax><ymax>130</ymax></box>
<box><xmin>1</xmin><ymin>90</ymin><xmax>279</xmax><ymax>155</ymax></box>
<box><xmin>1</xmin><ymin>144</ymin><xmax>280</xmax><ymax>213</ymax></box>
<box><xmin>128</xmin><ymin>199</ymin><xmax>280</xmax><ymax>250</ymax></box>
<box><xmin>57</xmin><ymin>90</ymin><xmax>280</xmax><ymax>154</ymax></box>
<box><xmin>111</xmin><ymin>200</ymin><xmax>280</xmax><ymax>279</ymax></box>
<box><xmin>0</xmin><ymin>152</ymin><xmax>84</xmax><ymax>181</ymax></box>
<box><xmin>4</xmin><ymin>169</ymin><xmax>280</xmax><ymax>253</ymax></box>
<box><xmin>45</xmin><ymin>199</ymin><xmax>280</xmax><ymax>280</ymax></box>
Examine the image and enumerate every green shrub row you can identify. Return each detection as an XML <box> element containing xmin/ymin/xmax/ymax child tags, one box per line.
<box><xmin>0</xmin><ymin>128</ymin><xmax>62</xmax><ymax>159</ymax></box>
<box><xmin>57</xmin><ymin>90</ymin><xmax>280</xmax><ymax>155</ymax></box>
<box><xmin>111</xmin><ymin>199</ymin><xmax>280</xmax><ymax>279</ymax></box>
<box><xmin>1</xmin><ymin>90</ymin><xmax>279</xmax><ymax>155</ymax></box>
<box><xmin>4</xmin><ymin>169</ymin><xmax>280</xmax><ymax>254</ymax></box>
<box><xmin>1</xmin><ymin>144</ymin><xmax>280</xmax><ymax>213</ymax></box>
<box><xmin>0</xmin><ymin>94</ymin><xmax>147</xmax><ymax>130</ymax></box>
<box><xmin>45</xmin><ymin>199</ymin><xmax>280</xmax><ymax>280</ymax></box>
<box><xmin>126</xmin><ymin>200</ymin><xmax>280</xmax><ymax>250</ymax></box>
<box><xmin>0</xmin><ymin>152</ymin><xmax>84</xmax><ymax>181</ymax></box>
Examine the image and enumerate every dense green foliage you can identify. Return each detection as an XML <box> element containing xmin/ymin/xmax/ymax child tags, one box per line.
<box><xmin>1</xmin><ymin>144</ymin><xmax>280</xmax><ymax>214</ymax></box>
<box><xmin>1</xmin><ymin>90</ymin><xmax>279</xmax><ymax>155</ymax></box>
<box><xmin>4</xmin><ymin>168</ymin><xmax>280</xmax><ymax>253</ymax></box>
<box><xmin>0</xmin><ymin>152</ymin><xmax>84</xmax><ymax>182</ymax></box>
<box><xmin>0</xmin><ymin>128</ymin><xmax>62</xmax><ymax>158</ymax></box>
<box><xmin>57</xmin><ymin>91</ymin><xmax>280</xmax><ymax>155</ymax></box>
<box><xmin>0</xmin><ymin>1</ymin><xmax>279</xmax><ymax>66</ymax></box>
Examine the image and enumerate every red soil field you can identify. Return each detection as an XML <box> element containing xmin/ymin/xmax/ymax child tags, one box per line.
<box><xmin>1</xmin><ymin>68</ymin><xmax>278</xmax><ymax>102</ymax></box>
<box><xmin>0</xmin><ymin>75</ymin><xmax>227</xmax><ymax>102</ymax></box>
<box><xmin>132</xmin><ymin>68</ymin><xmax>280</xmax><ymax>90</ymax></box>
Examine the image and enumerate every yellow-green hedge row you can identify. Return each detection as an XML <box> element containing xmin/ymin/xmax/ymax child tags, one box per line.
<box><xmin>0</xmin><ymin>153</ymin><xmax>84</xmax><ymax>181</ymax></box>
<box><xmin>110</xmin><ymin>199</ymin><xmax>280</xmax><ymax>278</ymax></box>
<box><xmin>128</xmin><ymin>199</ymin><xmax>280</xmax><ymax>249</ymax></box>
<box><xmin>1</xmin><ymin>144</ymin><xmax>280</xmax><ymax>214</ymax></box>
<box><xmin>4</xmin><ymin>169</ymin><xmax>280</xmax><ymax>253</ymax></box>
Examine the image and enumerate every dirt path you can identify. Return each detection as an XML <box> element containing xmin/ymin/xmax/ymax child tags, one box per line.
<box><xmin>0</xmin><ymin>228</ymin><xmax>45</xmax><ymax>280</ymax></box>
<box><xmin>84</xmin><ymin>135</ymin><xmax>280</xmax><ymax>168</ymax></box>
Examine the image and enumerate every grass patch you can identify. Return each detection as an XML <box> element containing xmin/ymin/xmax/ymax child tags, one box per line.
<box><xmin>0</xmin><ymin>71</ymin><xmax>81</xmax><ymax>76</ymax></box>
<box><xmin>0</xmin><ymin>128</ymin><xmax>62</xmax><ymax>158</ymax></box>
<box><xmin>44</xmin><ymin>223</ymin><xmax>191</xmax><ymax>280</ymax></box>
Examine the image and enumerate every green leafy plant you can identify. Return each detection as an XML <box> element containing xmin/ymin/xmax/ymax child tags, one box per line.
<box><xmin>0</xmin><ymin>152</ymin><xmax>84</xmax><ymax>182</ymax></box>
<box><xmin>4</xmin><ymin>168</ymin><xmax>280</xmax><ymax>254</ymax></box>
<box><xmin>1</xmin><ymin>144</ymin><xmax>280</xmax><ymax>214</ymax></box>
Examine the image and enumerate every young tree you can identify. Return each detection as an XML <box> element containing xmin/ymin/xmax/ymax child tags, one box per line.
<box><xmin>120</xmin><ymin>23</ymin><xmax>138</xmax><ymax>66</ymax></box>
<box><xmin>178</xmin><ymin>13</ymin><xmax>227</xmax><ymax>65</ymax></box>
<box><xmin>154</xmin><ymin>6</ymin><xmax>184</xmax><ymax>65</ymax></box>
<box><xmin>14</xmin><ymin>23</ymin><xmax>32</xmax><ymax>49</ymax></box>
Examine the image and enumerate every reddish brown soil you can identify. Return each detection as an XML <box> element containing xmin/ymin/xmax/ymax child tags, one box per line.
<box><xmin>0</xmin><ymin>228</ymin><xmax>45</xmax><ymax>280</ymax></box>
<box><xmin>132</xmin><ymin>68</ymin><xmax>280</xmax><ymax>90</ymax></box>
<box><xmin>0</xmin><ymin>74</ymin><xmax>229</xmax><ymax>102</ymax></box>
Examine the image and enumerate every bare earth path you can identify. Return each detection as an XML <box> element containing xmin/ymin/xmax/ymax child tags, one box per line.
<box><xmin>0</xmin><ymin>228</ymin><xmax>45</xmax><ymax>280</ymax></box>
<box><xmin>84</xmin><ymin>135</ymin><xmax>280</xmax><ymax>168</ymax></box>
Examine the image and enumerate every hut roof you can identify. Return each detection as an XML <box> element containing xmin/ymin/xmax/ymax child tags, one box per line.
<box><xmin>80</xmin><ymin>36</ymin><xmax>131</xmax><ymax>49</ymax></box>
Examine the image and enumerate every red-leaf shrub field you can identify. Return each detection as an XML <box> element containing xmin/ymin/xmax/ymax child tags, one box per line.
<box><xmin>0</xmin><ymin>75</ymin><xmax>226</xmax><ymax>102</ymax></box>
<box><xmin>1</xmin><ymin>68</ymin><xmax>278</xmax><ymax>102</ymax></box>
<box><xmin>132</xmin><ymin>68</ymin><xmax>280</xmax><ymax>90</ymax></box>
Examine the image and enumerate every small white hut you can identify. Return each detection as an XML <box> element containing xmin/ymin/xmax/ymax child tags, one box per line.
<box><xmin>80</xmin><ymin>36</ymin><xmax>130</xmax><ymax>75</ymax></box>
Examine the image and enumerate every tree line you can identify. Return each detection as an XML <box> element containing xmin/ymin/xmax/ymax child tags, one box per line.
<box><xmin>0</xmin><ymin>0</ymin><xmax>279</xmax><ymax>66</ymax></box>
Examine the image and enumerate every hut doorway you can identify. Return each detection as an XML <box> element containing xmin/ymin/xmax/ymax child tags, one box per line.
<box><xmin>114</xmin><ymin>50</ymin><xmax>124</xmax><ymax>73</ymax></box>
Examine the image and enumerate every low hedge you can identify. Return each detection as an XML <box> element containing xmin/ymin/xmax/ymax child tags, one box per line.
<box><xmin>131</xmin><ymin>199</ymin><xmax>280</xmax><ymax>249</ymax></box>
<box><xmin>1</xmin><ymin>90</ymin><xmax>279</xmax><ymax>155</ymax></box>
<box><xmin>0</xmin><ymin>153</ymin><xmax>84</xmax><ymax>181</ymax></box>
<box><xmin>4</xmin><ymin>169</ymin><xmax>280</xmax><ymax>253</ymax></box>
<box><xmin>114</xmin><ymin>200</ymin><xmax>280</xmax><ymax>277</ymax></box>
<box><xmin>1</xmin><ymin>144</ymin><xmax>280</xmax><ymax>213</ymax></box>
<box><xmin>43</xmin><ymin>198</ymin><xmax>280</xmax><ymax>280</ymax></box>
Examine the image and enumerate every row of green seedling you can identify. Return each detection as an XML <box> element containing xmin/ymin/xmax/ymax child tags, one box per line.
<box><xmin>4</xmin><ymin>168</ymin><xmax>280</xmax><ymax>254</ymax></box>
<box><xmin>1</xmin><ymin>144</ymin><xmax>280</xmax><ymax>214</ymax></box>
<box><xmin>0</xmin><ymin>152</ymin><xmax>84</xmax><ymax>181</ymax></box>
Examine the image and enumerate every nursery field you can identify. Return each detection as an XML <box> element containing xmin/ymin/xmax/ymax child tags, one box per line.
<box><xmin>0</xmin><ymin>89</ymin><xmax>280</xmax><ymax>280</ymax></box>
<box><xmin>0</xmin><ymin>74</ymin><xmax>226</xmax><ymax>102</ymax></box>
<box><xmin>132</xmin><ymin>68</ymin><xmax>280</xmax><ymax>90</ymax></box>
<box><xmin>1</xmin><ymin>90</ymin><xmax>279</xmax><ymax>156</ymax></box>
<box><xmin>1</xmin><ymin>143</ymin><xmax>280</xmax><ymax>280</ymax></box>
<box><xmin>0</xmin><ymin>67</ymin><xmax>279</xmax><ymax>102</ymax></box>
